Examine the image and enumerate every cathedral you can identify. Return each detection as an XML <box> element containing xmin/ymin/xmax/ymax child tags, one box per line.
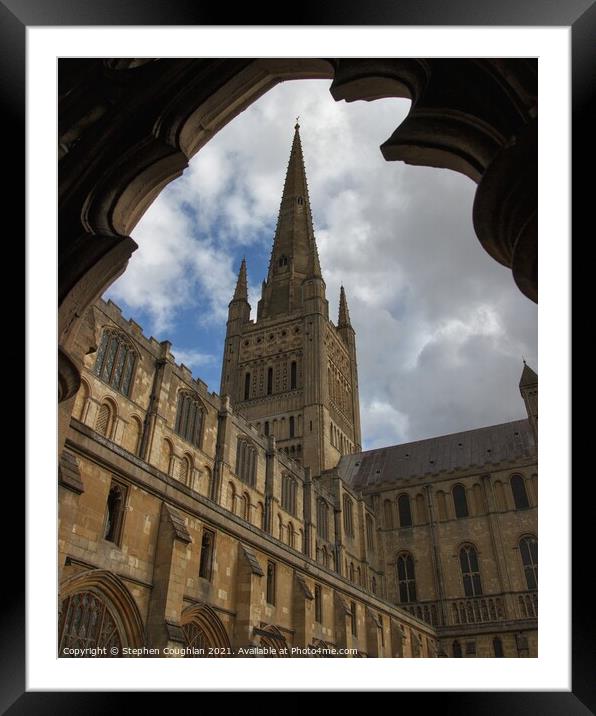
<box><xmin>58</xmin><ymin>123</ymin><xmax>538</xmax><ymax>659</ymax></box>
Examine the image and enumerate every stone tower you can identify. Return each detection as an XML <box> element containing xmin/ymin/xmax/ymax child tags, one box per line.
<box><xmin>220</xmin><ymin>123</ymin><xmax>362</xmax><ymax>476</ymax></box>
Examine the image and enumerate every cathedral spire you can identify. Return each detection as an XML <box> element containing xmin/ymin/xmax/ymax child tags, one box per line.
<box><xmin>338</xmin><ymin>285</ymin><xmax>352</xmax><ymax>327</ymax></box>
<box><xmin>257</xmin><ymin>123</ymin><xmax>325</xmax><ymax>319</ymax></box>
<box><xmin>233</xmin><ymin>257</ymin><xmax>248</xmax><ymax>302</ymax></box>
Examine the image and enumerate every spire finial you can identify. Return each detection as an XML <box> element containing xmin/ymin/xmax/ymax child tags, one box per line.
<box><xmin>295</xmin><ymin>115</ymin><xmax>300</xmax><ymax>130</ymax></box>
<box><xmin>232</xmin><ymin>257</ymin><xmax>248</xmax><ymax>302</ymax></box>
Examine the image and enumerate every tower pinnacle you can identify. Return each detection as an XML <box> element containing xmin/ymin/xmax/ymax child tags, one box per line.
<box><xmin>338</xmin><ymin>285</ymin><xmax>352</xmax><ymax>327</ymax></box>
<box><xmin>233</xmin><ymin>257</ymin><xmax>248</xmax><ymax>302</ymax></box>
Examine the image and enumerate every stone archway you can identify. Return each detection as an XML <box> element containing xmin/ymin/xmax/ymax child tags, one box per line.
<box><xmin>180</xmin><ymin>602</ymin><xmax>232</xmax><ymax>657</ymax></box>
<box><xmin>58</xmin><ymin>569</ymin><xmax>145</xmax><ymax>657</ymax></box>
<box><xmin>58</xmin><ymin>58</ymin><xmax>537</xmax><ymax>420</ymax></box>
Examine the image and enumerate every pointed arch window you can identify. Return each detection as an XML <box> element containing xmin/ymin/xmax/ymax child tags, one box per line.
<box><xmin>235</xmin><ymin>438</ymin><xmax>257</xmax><ymax>488</ymax></box>
<box><xmin>290</xmin><ymin>361</ymin><xmax>297</xmax><ymax>390</ymax></box>
<box><xmin>396</xmin><ymin>552</ymin><xmax>416</xmax><ymax>603</ymax></box>
<box><xmin>289</xmin><ymin>415</ymin><xmax>295</xmax><ymax>438</ymax></box>
<box><xmin>281</xmin><ymin>474</ymin><xmax>298</xmax><ymax>516</ymax></box>
<box><xmin>244</xmin><ymin>372</ymin><xmax>251</xmax><ymax>401</ymax></box>
<box><xmin>452</xmin><ymin>484</ymin><xmax>469</xmax><ymax>518</ymax></box>
<box><xmin>452</xmin><ymin>640</ymin><xmax>462</xmax><ymax>658</ymax></box>
<box><xmin>459</xmin><ymin>544</ymin><xmax>482</xmax><ymax>597</ymax></box>
<box><xmin>384</xmin><ymin>499</ymin><xmax>394</xmax><ymax>529</ymax></box>
<box><xmin>199</xmin><ymin>529</ymin><xmax>215</xmax><ymax>581</ymax></box>
<box><xmin>174</xmin><ymin>391</ymin><xmax>204</xmax><ymax>448</ymax></box>
<box><xmin>93</xmin><ymin>330</ymin><xmax>137</xmax><ymax>397</ymax></box>
<box><xmin>511</xmin><ymin>474</ymin><xmax>530</xmax><ymax>510</ymax></box>
<box><xmin>493</xmin><ymin>636</ymin><xmax>504</xmax><ymax>657</ymax></box>
<box><xmin>519</xmin><ymin>535</ymin><xmax>538</xmax><ymax>590</ymax></box>
<box><xmin>343</xmin><ymin>495</ymin><xmax>354</xmax><ymax>537</ymax></box>
<box><xmin>317</xmin><ymin>499</ymin><xmax>329</xmax><ymax>540</ymax></box>
<box><xmin>397</xmin><ymin>494</ymin><xmax>412</xmax><ymax>527</ymax></box>
<box><xmin>104</xmin><ymin>481</ymin><xmax>127</xmax><ymax>545</ymax></box>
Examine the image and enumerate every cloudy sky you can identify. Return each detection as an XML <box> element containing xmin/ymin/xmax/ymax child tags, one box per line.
<box><xmin>105</xmin><ymin>79</ymin><xmax>537</xmax><ymax>451</ymax></box>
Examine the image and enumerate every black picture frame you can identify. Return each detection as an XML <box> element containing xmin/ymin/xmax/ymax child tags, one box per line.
<box><xmin>13</xmin><ymin>0</ymin><xmax>590</xmax><ymax>710</ymax></box>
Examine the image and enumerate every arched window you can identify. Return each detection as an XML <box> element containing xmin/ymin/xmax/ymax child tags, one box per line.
<box><xmin>452</xmin><ymin>484</ymin><xmax>469</xmax><ymax>519</ymax></box>
<box><xmin>104</xmin><ymin>482</ymin><xmax>127</xmax><ymax>544</ymax></box>
<box><xmin>384</xmin><ymin>499</ymin><xmax>394</xmax><ymax>529</ymax></box>
<box><xmin>174</xmin><ymin>391</ymin><xmax>204</xmax><ymax>448</ymax></box>
<box><xmin>281</xmin><ymin>474</ymin><xmax>298</xmax><ymax>516</ymax></box>
<box><xmin>349</xmin><ymin>563</ymin><xmax>355</xmax><ymax>582</ymax></box>
<box><xmin>241</xmin><ymin>493</ymin><xmax>250</xmax><ymax>521</ymax></box>
<box><xmin>244</xmin><ymin>372</ymin><xmax>251</xmax><ymax>400</ymax></box>
<box><xmin>493</xmin><ymin>636</ymin><xmax>504</xmax><ymax>657</ymax></box>
<box><xmin>93</xmin><ymin>330</ymin><xmax>137</xmax><ymax>397</ymax></box>
<box><xmin>59</xmin><ymin>591</ymin><xmax>123</xmax><ymax>655</ymax></box>
<box><xmin>459</xmin><ymin>544</ymin><xmax>482</xmax><ymax>597</ymax></box>
<box><xmin>366</xmin><ymin>514</ymin><xmax>374</xmax><ymax>549</ymax></box>
<box><xmin>397</xmin><ymin>494</ymin><xmax>412</xmax><ymax>527</ymax></box>
<box><xmin>95</xmin><ymin>402</ymin><xmax>114</xmax><ymax>437</ymax></box>
<box><xmin>356</xmin><ymin>566</ymin><xmax>362</xmax><ymax>585</ymax></box>
<box><xmin>343</xmin><ymin>495</ymin><xmax>354</xmax><ymax>537</ymax></box>
<box><xmin>264</xmin><ymin>421</ymin><xmax>270</xmax><ymax>436</ymax></box>
<box><xmin>317</xmin><ymin>499</ymin><xmax>329</xmax><ymax>540</ymax></box>
<box><xmin>227</xmin><ymin>482</ymin><xmax>236</xmax><ymax>513</ymax></box>
<box><xmin>288</xmin><ymin>522</ymin><xmax>295</xmax><ymax>548</ymax></box>
<box><xmin>519</xmin><ymin>535</ymin><xmax>538</xmax><ymax>590</ymax></box>
<box><xmin>452</xmin><ymin>640</ymin><xmax>462</xmax><ymax>658</ymax></box>
<box><xmin>199</xmin><ymin>529</ymin><xmax>215</xmax><ymax>581</ymax></box>
<box><xmin>256</xmin><ymin>502</ymin><xmax>265</xmax><ymax>530</ymax></box>
<box><xmin>511</xmin><ymin>474</ymin><xmax>530</xmax><ymax>510</ymax></box>
<box><xmin>289</xmin><ymin>415</ymin><xmax>295</xmax><ymax>438</ymax></box>
<box><xmin>371</xmin><ymin>576</ymin><xmax>377</xmax><ymax>595</ymax></box>
<box><xmin>267</xmin><ymin>366</ymin><xmax>273</xmax><ymax>395</ymax></box>
<box><xmin>396</xmin><ymin>553</ymin><xmax>416</xmax><ymax>603</ymax></box>
<box><xmin>126</xmin><ymin>415</ymin><xmax>142</xmax><ymax>455</ymax></box>
<box><xmin>235</xmin><ymin>438</ymin><xmax>257</xmax><ymax>487</ymax></box>
<box><xmin>290</xmin><ymin>361</ymin><xmax>297</xmax><ymax>390</ymax></box>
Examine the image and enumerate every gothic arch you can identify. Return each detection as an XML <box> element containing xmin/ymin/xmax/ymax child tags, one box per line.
<box><xmin>256</xmin><ymin>624</ymin><xmax>289</xmax><ymax>657</ymax></box>
<box><xmin>59</xmin><ymin>569</ymin><xmax>145</xmax><ymax>653</ymax></box>
<box><xmin>59</xmin><ymin>58</ymin><xmax>537</xmax><ymax>419</ymax></box>
<box><xmin>181</xmin><ymin>602</ymin><xmax>231</xmax><ymax>656</ymax></box>
<box><xmin>73</xmin><ymin>378</ymin><xmax>90</xmax><ymax>421</ymax></box>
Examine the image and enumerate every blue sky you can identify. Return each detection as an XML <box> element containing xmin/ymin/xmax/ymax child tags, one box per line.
<box><xmin>105</xmin><ymin>79</ymin><xmax>537</xmax><ymax>450</ymax></box>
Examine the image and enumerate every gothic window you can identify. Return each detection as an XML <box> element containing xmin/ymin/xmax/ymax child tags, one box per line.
<box><xmin>396</xmin><ymin>553</ymin><xmax>417</xmax><ymax>603</ymax></box>
<box><xmin>244</xmin><ymin>372</ymin><xmax>251</xmax><ymax>401</ymax></box>
<box><xmin>104</xmin><ymin>481</ymin><xmax>127</xmax><ymax>545</ymax></box>
<box><xmin>290</xmin><ymin>361</ymin><xmax>297</xmax><ymax>390</ymax></box>
<box><xmin>493</xmin><ymin>636</ymin><xmax>504</xmax><ymax>657</ymax></box>
<box><xmin>459</xmin><ymin>544</ymin><xmax>483</xmax><ymax>597</ymax></box>
<box><xmin>343</xmin><ymin>495</ymin><xmax>354</xmax><ymax>537</ymax></box>
<box><xmin>397</xmin><ymin>494</ymin><xmax>412</xmax><ymax>527</ymax></box>
<box><xmin>266</xmin><ymin>562</ymin><xmax>276</xmax><ymax>605</ymax></box>
<box><xmin>93</xmin><ymin>330</ymin><xmax>137</xmax><ymax>397</ymax></box>
<box><xmin>452</xmin><ymin>640</ymin><xmax>462</xmax><ymax>657</ymax></box>
<box><xmin>371</xmin><ymin>576</ymin><xmax>377</xmax><ymax>595</ymax></box>
<box><xmin>281</xmin><ymin>474</ymin><xmax>298</xmax><ymax>516</ymax></box>
<box><xmin>264</xmin><ymin>421</ymin><xmax>270</xmax><ymax>436</ymax></box>
<box><xmin>278</xmin><ymin>255</ymin><xmax>288</xmax><ymax>267</ymax></box>
<box><xmin>519</xmin><ymin>535</ymin><xmax>538</xmax><ymax>590</ymax></box>
<box><xmin>59</xmin><ymin>591</ymin><xmax>122</xmax><ymax>656</ymax></box>
<box><xmin>241</xmin><ymin>493</ymin><xmax>250</xmax><ymax>521</ymax></box>
<box><xmin>267</xmin><ymin>367</ymin><xmax>273</xmax><ymax>395</ymax></box>
<box><xmin>199</xmin><ymin>529</ymin><xmax>215</xmax><ymax>581</ymax></box>
<box><xmin>235</xmin><ymin>438</ymin><xmax>257</xmax><ymax>487</ymax></box>
<box><xmin>174</xmin><ymin>391</ymin><xmax>204</xmax><ymax>448</ymax></box>
<box><xmin>384</xmin><ymin>499</ymin><xmax>394</xmax><ymax>529</ymax></box>
<box><xmin>314</xmin><ymin>584</ymin><xmax>322</xmax><ymax>623</ymax></box>
<box><xmin>288</xmin><ymin>522</ymin><xmax>295</xmax><ymax>548</ymax></box>
<box><xmin>317</xmin><ymin>499</ymin><xmax>329</xmax><ymax>540</ymax></box>
<box><xmin>350</xmin><ymin>601</ymin><xmax>357</xmax><ymax>637</ymax></box>
<box><xmin>511</xmin><ymin>474</ymin><xmax>530</xmax><ymax>510</ymax></box>
<box><xmin>356</xmin><ymin>566</ymin><xmax>362</xmax><ymax>585</ymax></box>
<box><xmin>296</xmin><ymin>196</ymin><xmax>304</xmax><ymax>205</ymax></box>
<box><xmin>289</xmin><ymin>415</ymin><xmax>295</xmax><ymax>438</ymax></box>
<box><xmin>227</xmin><ymin>482</ymin><xmax>236</xmax><ymax>513</ymax></box>
<box><xmin>453</xmin><ymin>484</ymin><xmax>469</xmax><ymax>518</ymax></box>
<box><xmin>366</xmin><ymin>514</ymin><xmax>374</xmax><ymax>550</ymax></box>
<box><xmin>95</xmin><ymin>402</ymin><xmax>114</xmax><ymax>437</ymax></box>
<box><xmin>349</xmin><ymin>563</ymin><xmax>355</xmax><ymax>582</ymax></box>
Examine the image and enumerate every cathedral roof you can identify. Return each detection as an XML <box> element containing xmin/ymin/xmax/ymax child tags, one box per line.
<box><xmin>337</xmin><ymin>419</ymin><xmax>535</xmax><ymax>490</ymax></box>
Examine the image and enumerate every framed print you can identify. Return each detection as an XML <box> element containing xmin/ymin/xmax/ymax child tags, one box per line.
<box><xmin>13</xmin><ymin>0</ymin><xmax>590</xmax><ymax>710</ymax></box>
